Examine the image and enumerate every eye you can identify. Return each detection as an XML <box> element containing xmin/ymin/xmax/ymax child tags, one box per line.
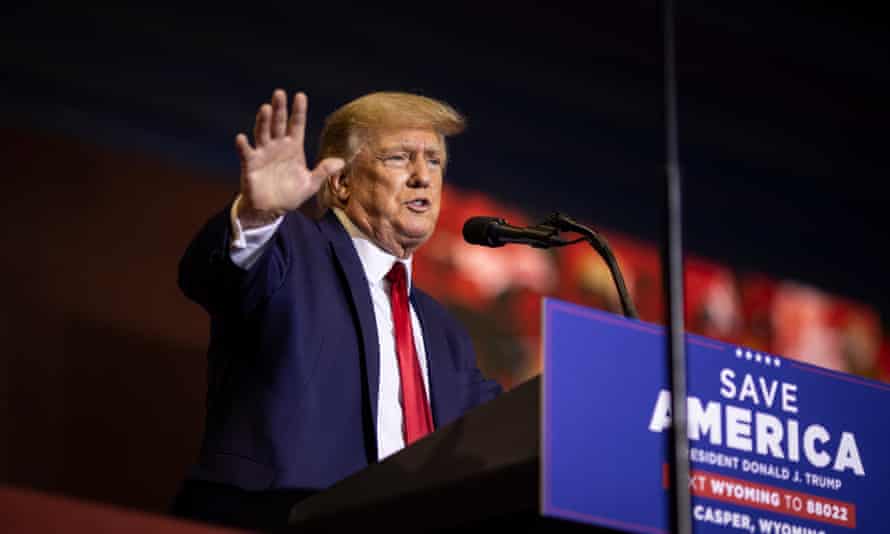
<box><xmin>379</xmin><ymin>153</ymin><xmax>410</xmax><ymax>167</ymax></box>
<box><xmin>427</xmin><ymin>157</ymin><xmax>442</xmax><ymax>167</ymax></box>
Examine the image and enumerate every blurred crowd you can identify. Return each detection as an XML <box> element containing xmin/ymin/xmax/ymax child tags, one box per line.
<box><xmin>414</xmin><ymin>185</ymin><xmax>888</xmax><ymax>389</ymax></box>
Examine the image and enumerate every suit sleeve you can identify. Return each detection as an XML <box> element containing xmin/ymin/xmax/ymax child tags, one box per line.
<box><xmin>177</xmin><ymin>202</ymin><xmax>295</xmax><ymax>317</ymax></box>
<box><xmin>451</xmin><ymin>314</ymin><xmax>503</xmax><ymax>407</ymax></box>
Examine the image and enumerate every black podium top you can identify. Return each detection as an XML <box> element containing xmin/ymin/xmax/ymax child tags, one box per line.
<box><xmin>286</xmin><ymin>377</ymin><xmax>618</xmax><ymax>532</ymax></box>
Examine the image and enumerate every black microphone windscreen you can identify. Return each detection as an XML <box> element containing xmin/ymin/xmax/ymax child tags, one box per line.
<box><xmin>462</xmin><ymin>216</ymin><xmax>503</xmax><ymax>247</ymax></box>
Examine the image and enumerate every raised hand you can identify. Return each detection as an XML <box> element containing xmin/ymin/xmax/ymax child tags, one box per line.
<box><xmin>235</xmin><ymin>90</ymin><xmax>345</xmax><ymax>228</ymax></box>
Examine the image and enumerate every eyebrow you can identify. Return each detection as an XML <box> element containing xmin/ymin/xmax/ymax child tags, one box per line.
<box><xmin>378</xmin><ymin>142</ymin><xmax>443</xmax><ymax>154</ymax></box>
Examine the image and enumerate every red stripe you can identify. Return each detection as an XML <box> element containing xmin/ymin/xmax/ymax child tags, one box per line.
<box><xmin>665</xmin><ymin>464</ymin><xmax>856</xmax><ymax>528</ymax></box>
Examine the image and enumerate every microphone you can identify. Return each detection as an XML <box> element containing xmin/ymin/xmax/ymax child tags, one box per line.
<box><xmin>462</xmin><ymin>216</ymin><xmax>560</xmax><ymax>248</ymax></box>
<box><xmin>462</xmin><ymin>212</ymin><xmax>639</xmax><ymax>319</ymax></box>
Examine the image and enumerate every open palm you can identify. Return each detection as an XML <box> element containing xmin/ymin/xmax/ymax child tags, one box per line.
<box><xmin>235</xmin><ymin>90</ymin><xmax>344</xmax><ymax>225</ymax></box>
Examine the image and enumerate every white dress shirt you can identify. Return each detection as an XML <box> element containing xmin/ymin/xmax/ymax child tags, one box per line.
<box><xmin>229</xmin><ymin>198</ymin><xmax>432</xmax><ymax>460</ymax></box>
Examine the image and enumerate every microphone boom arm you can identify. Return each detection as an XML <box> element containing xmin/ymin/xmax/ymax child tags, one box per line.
<box><xmin>542</xmin><ymin>213</ymin><xmax>640</xmax><ymax>320</ymax></box>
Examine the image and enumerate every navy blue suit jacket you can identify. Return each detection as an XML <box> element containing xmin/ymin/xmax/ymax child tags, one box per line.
<box><xmin>178</xmin><ymin>206</ymin><xmax>501</xmax><ymax>492</ymax></box>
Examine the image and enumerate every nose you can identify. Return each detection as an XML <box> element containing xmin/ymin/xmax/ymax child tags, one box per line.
<box><xmin>408</xmin><ymin>157</ymin><xmax>432</xmax><ymax>188</ymax></box>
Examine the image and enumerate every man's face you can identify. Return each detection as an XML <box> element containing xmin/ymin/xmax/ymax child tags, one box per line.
<box><xmin>342</xmin><ymin>128</ymin><xmax>445</xmax><ymax>258</ymax></box>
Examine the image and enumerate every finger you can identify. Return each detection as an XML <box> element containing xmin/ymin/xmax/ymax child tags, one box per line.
<box><xmin>235</xmin><ymin>133</ymin><xmax>253</xmax><ymax>161</ymax></box>
<box><xmin>310</xmin><ymin>157</ymin><xmax>346</xmax><ymax>184</ymax></box>
<box><xmin>287</xmin><ymin>92</ymin><xmax>308</xmax><ymax>144</ymax></box>
<box><xmin>254</xmin><ymin>104</ymin><xmax>272</xmax><ymax>146</ymax></box>
<box><xmin>271</xmin><ymin>89</ymin><xmax>287</xmax><ymax>139</ymax></box>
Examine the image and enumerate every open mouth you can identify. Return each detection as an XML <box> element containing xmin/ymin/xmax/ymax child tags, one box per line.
<box><xmin>405</xmin><ymin>199</ymin><xmax>431</xmax><ymax>212</ymax></box>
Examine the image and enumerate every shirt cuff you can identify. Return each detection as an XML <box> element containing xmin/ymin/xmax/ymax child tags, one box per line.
<box><xmin>229</xmin><ymin>194</ymin><xmax>284</xmax><ymax>268</ymax></box>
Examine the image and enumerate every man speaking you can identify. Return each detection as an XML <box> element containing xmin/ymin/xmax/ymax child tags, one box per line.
<box><xmin>172</xmin><ymin>90</ymin><xmax>502</xmax><ymax>529</ymax></box>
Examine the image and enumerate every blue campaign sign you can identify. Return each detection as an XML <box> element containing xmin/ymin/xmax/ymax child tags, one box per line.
<box><xmin>541</xmin><ymin>298</ymin><xmax>890</xmax><ymax>534</ymax></box>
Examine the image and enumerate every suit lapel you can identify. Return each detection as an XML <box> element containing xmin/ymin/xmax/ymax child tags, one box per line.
<box><xmin>410</xmin><ymin>291</ymin><xmax>457</xmax><ymax>428</ymax></box>
<box><xmin>318</xmin><ymin>211</ymin><xmax>381</xmax><ymax>451</ymax></box>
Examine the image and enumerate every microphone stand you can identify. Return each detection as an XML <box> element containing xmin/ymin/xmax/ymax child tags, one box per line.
<box><xmin>661</xmin><ymin>0</ymin><xmax>692</xmax><ymax>532</ymax></box>
<box><xmin>532</xmin><ymin>213</ymin><xmax>639</xmax><ymax>320</ymax></box>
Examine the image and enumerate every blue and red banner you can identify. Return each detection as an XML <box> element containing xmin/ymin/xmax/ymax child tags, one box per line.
<box><xmin>541</xmin><ymin>298</ymin><xmax>890</xmax><ymax>533</ymax></box>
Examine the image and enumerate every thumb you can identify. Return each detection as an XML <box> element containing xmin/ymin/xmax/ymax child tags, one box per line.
<box><xmin>310</xmin><ymin>157</ymin><xmax>346</xmax><ymax>183</ymax></box>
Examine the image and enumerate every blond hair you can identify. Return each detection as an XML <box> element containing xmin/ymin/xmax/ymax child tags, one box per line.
<box><xmin>315</xmin><ymin>92</ymin><xmax>466</xmax><ymax>209</ymax></box>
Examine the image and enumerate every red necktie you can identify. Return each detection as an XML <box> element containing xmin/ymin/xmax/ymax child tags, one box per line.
<box><xmin>385</xmin><ymin>262</ymin><xmax>434</xmax><ymax>445</ymax></box>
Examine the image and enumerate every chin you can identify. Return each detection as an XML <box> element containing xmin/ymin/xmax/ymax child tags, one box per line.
<box><xmin>397</xmin><ymin>226</ymin><xmax>433</xmax><ymax>250</ymax></box>
<box><xmin>399</xmin><ymin>217</ymin><xmax>435</xmax><ymax>236</ymax></box>
<box><xmin>404</xmin><ymin>230</ymin><xmax>432</xmax><ymax>246</ymax></box>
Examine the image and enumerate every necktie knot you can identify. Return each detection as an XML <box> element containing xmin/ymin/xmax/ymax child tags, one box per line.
<box><xmin>386</xmin><ymin>261</ymin><xmax>407</xmax><ymax>289</ymax></box>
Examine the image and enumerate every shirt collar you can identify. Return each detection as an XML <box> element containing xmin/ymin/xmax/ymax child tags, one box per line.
<box><xmin>332</xmin><ymin>207</ymin><xmax>413</xmax><ymax>290</ymax></box>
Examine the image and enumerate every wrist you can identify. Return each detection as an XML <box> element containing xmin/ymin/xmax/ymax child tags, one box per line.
<box><xmin>236</xmin><ymin>196</ymin><xmax>284</xmax><ymax>229</ymax></box>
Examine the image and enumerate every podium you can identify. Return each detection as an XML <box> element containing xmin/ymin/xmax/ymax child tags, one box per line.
<box><xmin>289</xmin><ymin>299</ymin><xmax>890</xmax><ymax>533</ymax></box>
<box><xmin>288</xmin><ymin>375</ymin><xmax>565</xmax><ymax>531</ymax></box>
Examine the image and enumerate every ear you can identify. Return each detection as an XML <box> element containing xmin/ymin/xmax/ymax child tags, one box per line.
<box><xmin>329</xmin><ymin>169</ymin><xmax>351</xmax><ymax>205</ymax></box>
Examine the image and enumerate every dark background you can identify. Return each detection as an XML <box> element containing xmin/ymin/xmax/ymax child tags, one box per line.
<box><xmin>1</xmin><ymin>1</ymin><xmax>887</xmax><ymax>515</ymax></box>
